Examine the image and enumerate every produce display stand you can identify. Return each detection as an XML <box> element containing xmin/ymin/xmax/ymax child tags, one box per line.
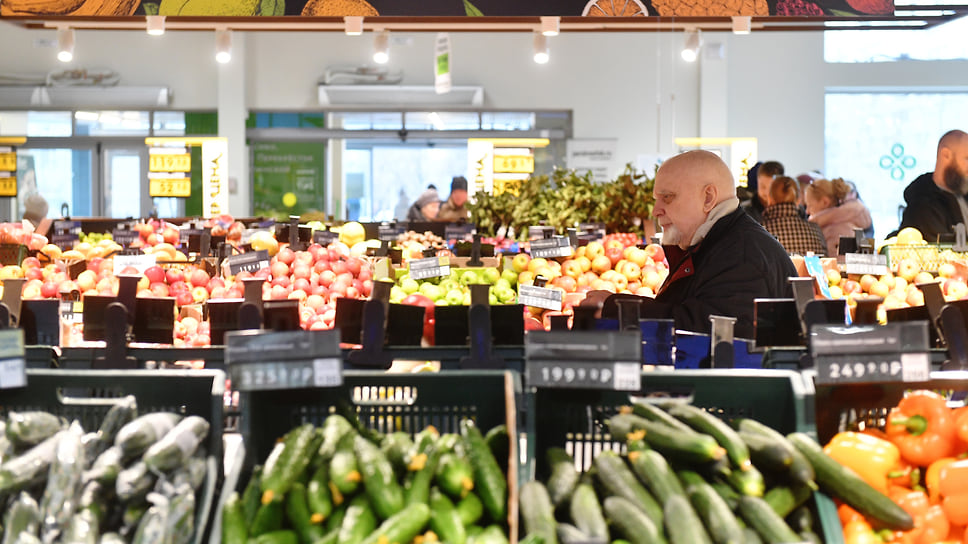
<box><xmin>0</xmin><ymin>368</ymin><xmax>225</xmax><ymax>544</ymax></box>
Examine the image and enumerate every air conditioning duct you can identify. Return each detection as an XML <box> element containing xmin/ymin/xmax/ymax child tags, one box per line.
<box><xmin>0</xmin><ymin>85</ymin><xmax>172</xmax><ymax>108</ymax></box>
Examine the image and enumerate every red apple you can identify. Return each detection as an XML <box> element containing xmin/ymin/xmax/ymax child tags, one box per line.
<box><xmin>313</xmin><ymin>261</ymin><xmax>331</xmax><ymax>274</ymax></box>
<box><xmin>331</xmin><ymin>260</ymin><xmax>348</xmax><ymax>275</ymax></box>
<box><xmin>270</xmin><ymin>261</ymin><xmax>290</xmax><ymax>279</ymax></box>
<box><xmin>21</xmin><ymin>256</ymin><xmax>41</xmax><ymax>269</ymax></box>
<box><xmin>206</xmin><ymin>277</ymin><xmax>225</xmax><ymax>293</ymax></box>
<box><xmin>189</xmin><ymin>269</ymin><xmax>210</xmax><ymax>288</ymax></box>
<box><xmin>644</xmin><ymin>243</ymin><xmax>665</xmax><ymax>264</ymax></box>
<box><xmin>345</xmin><ymin>257</ymin><xmax>363</xmax><ymax>276</ymax></box>
<box><xmin>162</xmin><ymin>227</ymin><xmax>179</xmax><ymax>246</ymax></box>
<box><xmin>144</xmin><ymin>265</ymin><xmax>166</xmax><ymax>285</ymax></box>
<box><xmin>40</xmin><ymin>281</ymin><xmax>59</xmax><ymax>298</ymax></box>
<box><xmin>149</xmin><ymin>282</ymin><xmax>170</xmax><ymax>297</ymax></box>
<box><xmin>276</xmin><ymin>247</ymin><xmax>296</xmax><ymax>266</ymax></box>
<box><xmin>292</xmin><ymin>278</ymin><xmax>311</xmax><ymax>295</ymax></box>
<box><xmin>165</xmin><ymin>268</ymin><xmax>184</xmax><ymax>285</ymax></box>
<box><xmin>319</xmin><ymin>270</ymin><xmax>336</xmax><ymax>287</ymax></box>
<box><xmin>271</xmin><ymin>275</ymin><xmax>291</xmax><ymax>289</ymax></box>
<box><xmin>191</xmin><ymin>286</ymin><xmax>209</xmax><ymax>303</ymax></box>
<box><xmin>292</xmin><ymin>264</ymin><xmax>311</xmax><ymax>281</ymax></box>
<box><xmin>312</xmin><ymin>285</ymin><xmax>329</xmax><ymax>297</ymax></box>
<box><xmin>605</xmin><ymin>246</ymin><xmax>624</xmax><ymax>267</ymax></box>
<box><xmin>24</xmin><ymin>267</ymin><xmax>43</xmax><ymax>282</ymax></box>
<box><xmin>270</xmin><ymin>284</ymin><xmax>289</xmax><ymax>300</ymax></box>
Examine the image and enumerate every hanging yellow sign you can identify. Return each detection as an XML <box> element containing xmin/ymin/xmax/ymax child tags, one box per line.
<box><xmin>493</xmin><ymin>155</ymin><xmax>534</xmax><ymax>174</ymax></box>
<box><xmin>0</xmin><ymin>152</ymin><xmax>15</xmax><ymax>172</ymax></box>
<box><xmin>149</xmin><ymin>153</ymin><xmax>191</xmax><ymax>173</ymax></box>
<box><xmin>0</xmin><ymin>175</ymin><xmax>17</xmax><ymax>197</ymax></box>
<box><xmin>149</xmin><ymin>177</ymin><xmax>191</xmax><ymax>198</ymax></box>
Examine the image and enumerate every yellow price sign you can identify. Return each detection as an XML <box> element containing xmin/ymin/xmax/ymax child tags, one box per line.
<box><xmin>149</xmin><ymin>177</ymin><xmax>191</xmax><ymax>198</ymax></box>
<box><xmin>0</xmin><ymin>152</ymin><xmax>16</xmax><ymax>172</ymax></box>
<box><xmin>493</xmin><ymin>155</ymin><xmax>534</xmax><ymax>174</ymax></box>
<box><xmin>149</xmin><ymin>153</ymin><xmax>191</xmax><ymax>173</ymax></box>
<box><xmin>0</xmin><ymin>177</ymin><xmax>16</xmax><ymax>197</ymax></box>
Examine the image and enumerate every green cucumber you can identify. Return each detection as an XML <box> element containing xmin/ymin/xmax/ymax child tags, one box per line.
<box><xmin>165</xmin><ymin>483</ymin><xmax>195</xmax><ymax>544</ymax></box>
<box><xmin>628</xmin><ymin>449</ymin><xmax>685</xmax><ymax>506</ymax></box>
<box><xmin>606</xmin><ymin>414</ymin><xmax>724</xmax><ymax>464</ymax></box>
<box><xmin>317</xmin><ymin>529</ymin><xmax>340</xmax><ymax>544</ymax></box>
<box><xmin>592</xmin><ymin>451</ymin><xmax>662</xmax><ymax>527</ymax></box>
<box><xmin>602</xmin><ymin>496</ymin><xmax>666</xmax><ymax>544</ymax></box>
<box><xmin>737</xmin><ymin>430</ymin><xmax>793</xmax><ymax>473</ymax></box>
<box><xmin>2</xmin><ymin>492</ymin><xmax>40</xmax><ymax>544</ymax></box>
<box><xmin>631</xmin><ymin>402</ymin><xmax>697</xmax><ymax>436</ymax></box>
<box><xmin>242</xmin><ymin>465</ymin><xmax>265</xmax><ymax>524</ymax></box>
<box><xmin>262</xmin><ymin>424</ymin><xmax>323</xmax><ymax>504</ymax></box>
<box><xmin>665</xmin><ymin>404</ymin><xmax>750</xmax><ymax>471</ymax></box>
<box><xmin>736</xmin><ymin>420</ymin><xmax>814</xmax><ymax>488</ymax></box>
<box><xmin>96</xmin><ymin>395</ymin><xmax>137</xmax><ymax>453</ymax></box>
<box><xmin>569</xmin><ymin>483</ymin><xmax>607</xmax><ymax>540</ymax></box>
<box><xmin>545</xmin><ymin>448</ymin><xmax>579</xmax><ymax>508</ymax></box>
<box><xmin>251</xmin><ymin>499</ymin><xmax>284</xmax><ymax>537</ymax></box>
<box><xmin>664</xmin><ymin>494</ymin><xmax>713</xmax><ymax>544</ymax></box>
<box><xmin>787</xmin><ymin>432</ymin><xmax>913</xmax><ymax>531</ymax></box>
<box><xmin>430</xmin><ymin>488</ymin><xmax>467</xmax><ymax>544</ymax></box>
<box><xmin>172</xmin><ymin>455</ymin><xmax>207</xmax><ymax>492</ymax></box>
<box><xmin>132</xmin><ymin>503</ymin><xmax>167</xmax><ymax>544</ymax></box>
<box><xmin>40</xmin><ymin>421</ymin><xmax>86</xmax><ymax>532</ymax></box>
<box><xmin>337</xmin><ymin>495</ymin><xmax>377</xmax><ymax>544</ymax></box>
<box><xmin>799</xmin><ymin>530</ymin><xmax>821</xmax><ymax>544</ymax></box>
<box><xmin>736</xmin><ymin>496</ymin><xmax>801</xmax><ymax>544</ymax></box>
<box><xmin>330</xmin><ymin>435</ymin><xmax>362</xmax><ymax>498</ymax></box>
<box><xmin>5</xmin><ymin>411</ymin><xmax>64</xmax><ymax>448</ymax></box>
<box><xmin>460</xmin><ymin>419</ymin><xmax>507</xmax><ymax>523</ymax></box>
<box><xmin>114</xmin><ymin>412</ymin><xmax>182</xmax><ymax>461</ymax></box>
<box><xmin>726</xmin><ymin>464</ymin><xmax>765</xmax><ymax>497</ymax></box>
<box><xmin>354</xmin><ymin>434</ymin><xmax>405</xmax><ymax>520</ymax></box>
<box><xmin>0</xmin><ymin>431</ymin><xmax>62</xmax><ymax>496</ymax></box>
<box><xmin>519</xmin><ymin>481</ymin><xmax>558</xmax><ymax>544</ymax></box>
<box><xmin>358</xmin><ymin>503</ymin><xmax>431</xmax><ymax>544</ymax></box>
<box><xmin>742</xmin><ymin>527</ymin><xmax>763</xmax><ymax>544</ymax></box>
<box><xmin>677</xmin><ymin>471</ymin><xmax>744</xmax><ymax>544</ymax></box>
<box><xmin>520</xmin><ymin>534</ymin><xmax>547</xmax><ymax>544</ymax></box>
<box><xmin>381</xmin><ymin>432</ymin><xmax>414</xmax><ymax>476</ymax></box>
<box><xmin>326</xmin><ymin>506</ymin><xmax>347</xmax><ymax>533</ymax></box>
<box><xmin>143</xmin><ymin>415</ymin><xmax>210</xmax><ymax>473</ymax></box>
<box><xmin>221</xmin><ymin>492</ymin><xmax>249</xmax><ymax>544</ymax></box>
<box><xmin>62</xmin><ymin>511</ymin><xmax>100</xmax><ymax>544</ymax></box>
<box><xmin>405</xmin><ymin>444</ymin><xmax>441</xmax><ymax>506</ymax></box>
<box><xmin>100</xmin><ymin>533</ymin><xmax>126</xmax><ymax>544</ymax></box>
<box><xmin>286</xmin><ymin>481</ymin><xmax>326</xmax><ymax>544</ymax></box>
<box><xmin>786</xmin><ymin>506</ymin><xmax>815</xmax><ymax>533</ymax></box>
<box><xmin>762</xmin><ymin>485</ymin><xmax>812</xmax><ymax>519</ymax></box>
<box><xmin>483</xmin><ymin>425</ymin><xmax>509</xmax><ymax>469</ymax></box>
<box><xmin>474</xmin><ymin>525</ymin><xmax>509</xmax><ymax>544</ymax></box>
<box><xmin>83</xmin><ymin>446</ymin><xmax>123</xmax><ymax>486</ymax></box>
<box><xmin>455</xmin><ymin>493</ymin><xmax>484</xmax><ymax>527</ymax></box>
<box><xmin>556</xmin><ymin>523</ymin><xmax>589</xmax><ymax>544</ymax></box>
<box><xmin>437</xmin><ymin>433</ymin><xmax>463</xmax><ymax>455</ymax></box>
<box><xmin>437</xmin><ymin>452</ymin><xmax>475</xmax><ymax>500</ymax></box>
<box><xmin>316</xmin><ymin>415</ymin><xmax>353</xmax><ymax>466</ymax></box>
<box><xmin>116</xmin><ymin>461</ymin><xmax>156</xmax><ymax>503</ymax></box>
<box><xmin>307</xmin><ymin>464</ymin><xmax>333</xmax><ymax>524</ymax></box>
<box><xmin>251</xmin><ymin>530</ymin><xmax>299</xmax><ymax>544</ymax></box>
<box><xmin>708</xmin><ymin>480</ymin><xmax>740</xmax><ymax>510</ymax></box>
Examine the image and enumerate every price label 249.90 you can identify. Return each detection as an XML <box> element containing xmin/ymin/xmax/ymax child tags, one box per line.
<box><xmin>815</xmin><ymin>352</ymin><xmax>930</xmax><ymax>385</ymax></box>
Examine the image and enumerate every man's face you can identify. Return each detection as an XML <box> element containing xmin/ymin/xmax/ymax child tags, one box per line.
<box><xmin>653</xmin><ymin>168</ymin><xmax>708</xmax><ymax>249</ymax></box>
<box><xmin>451</xmin><ymin>189</ymin><xmax>468</xmax><ymax>207</ymax></box>
<box><xmin>942</xmin><ymin>140</ymin><xmax>968</xmax><ymax>195</ymax></box>
<box><xmin>757</xmin><ymin>173</ymin><xmax>774</xmax><ymax>204</ymax></box>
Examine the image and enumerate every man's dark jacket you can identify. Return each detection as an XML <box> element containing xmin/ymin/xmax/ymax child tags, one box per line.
<box><xmin>894</xmin><ymin>172</ymin><xmax>967</xmax><ymax>242</ymax></box>
<box><xmin>645</xmin><ymin>207</ymin><xmax>797</xmax><ymax>339</ymax></box>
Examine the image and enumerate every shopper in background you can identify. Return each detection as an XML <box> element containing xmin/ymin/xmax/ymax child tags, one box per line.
<box><xmin>436</xmin><ymin>176</ymin><xmax>470</xmax><ymax>222</ymax></box>
<box><xmin>406</xmin><ymin>187</ymin><xmax>441</xmax><ymax>222</ymax></box>
<box><xmin>805</xmin><ymin>177</ymin><xmax>873</xmax><ymax>256</ymax></box>
<box><xmin>22</xmin><ymin>193</ymin><xmax>48</xmax><ymax>229</ymax></box>
<box><xmin>764</xmin><ymin>176</ymin><xmax>828</xmax><ymax>256</ymax></box>
<box><xmin>740</xmin><ymin>160</ymin><xmax>784</xmax><ymax>225</ymax></box>
<box><xmin>393</xmin><ymin>189</ymin><xmax>410</xmax><ymax>222</ymax></box>
<box><xmin>636</xmin><ymin>150</ymin><xmax>797</xmax><ymax>339</ymax></box>
<box><xmin>890</xmin><ymin>129</ymin><xmax>968</xmax><ymax>241</ymax></box>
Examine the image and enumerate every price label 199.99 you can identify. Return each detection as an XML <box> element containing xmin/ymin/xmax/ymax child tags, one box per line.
<box><xmin>527</xmin><ymin>360</ymin><xmax>641</xmax><ymax>391</ymax></box>
<box><xmin>0</xmin><ymin>152</ymin><xmax>16</xmax><ymax>172</ymax></box>
<box><xmin>0</xmin><ymin>175</ymin><xmax>16</xmax><ymax>197</ymax></box>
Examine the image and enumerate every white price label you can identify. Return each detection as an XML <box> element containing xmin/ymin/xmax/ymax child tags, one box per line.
<box><xmin>613</xmin><ymin>362</ymin><xmax>642</xmax><ymax>391</ymax></box>
<box><xmin>0</xmin><ymin>358</ymin><xmax>25</xmax><ymax>389</ymax></box>
<box><xmin>901</xmin><ymin>352</ymin><xmax>930</xmax><ymax>382</ymax></box>
<box><xmin>313</xmin><ymin>357</ymin><xmax>343</xmax><ymax>387</ymax></box>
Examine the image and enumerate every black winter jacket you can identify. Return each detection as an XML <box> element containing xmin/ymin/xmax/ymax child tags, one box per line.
<box><xmin>643</xmin><ymin>207</ymin><xmax>797</xmax><ymax>339</ymax></box>
<box><xmin>894</xmin><ymin>172</ymin><xmax>968</xmax><ymax>242</ymax></box>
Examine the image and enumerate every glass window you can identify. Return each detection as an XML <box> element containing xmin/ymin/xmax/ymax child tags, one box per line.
<box><xmin>0</xmin><ymin>112</ymin><xmax>73</xmax><ymax>137</ymax></box>
<box><xmin>824</xmin><ymin>92</ymin><xmax>968</xmax><ymax>238</ymax></box>
<box><xmin>153</xmin><ymin>111</ymin><xmax>186</xmax><ymax>135</ymax></box>
<box><xmin>16</xmin><ymin>148</ymin><xmax>93</xmax><ymax>219</ymax></box>
<box><xmin>405</xmin><ymin>112</ymin><xmax>481</xmax><ymax>131</ymax></box>
<box><xmin>481</xmin><ymin>112</ymin><xmax>534</xmax><ymax>131</ymax></box>
<box><xmin>825</xmin><ymin>16</ymin><xmax>968</xmax><ymax>62</ymax></box>
<box><xmin>75</xmin><ymin>111</ymin><xmax>150</xmax><ymax>136</ymax></box>
<box><xmin>331</xmin><ymin>112</ymin><xmax>403</xmax><ymax>130</ymax></box>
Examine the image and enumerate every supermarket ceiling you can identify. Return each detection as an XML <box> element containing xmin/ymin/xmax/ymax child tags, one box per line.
<box><xmin>1</xmin><ymin>0</ymin><xmax>966</xmax><ymax>32</ymax></box>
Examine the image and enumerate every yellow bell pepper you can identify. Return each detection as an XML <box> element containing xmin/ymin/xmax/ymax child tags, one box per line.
<box><xmin>824</xmin><ymin>431</ymin><xmax>901</xmax><ymax>494</ymax></box>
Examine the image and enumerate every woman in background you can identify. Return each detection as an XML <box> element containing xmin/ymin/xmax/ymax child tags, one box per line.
<box><xmin>763</xmin><ymin>176</ymin><xmax>828</xmax><ymax>256</ymax></box>
<box><xmin>805</xmin><ymin>177</ymin><xmax>873</xmax><ymax>257</ymax></box>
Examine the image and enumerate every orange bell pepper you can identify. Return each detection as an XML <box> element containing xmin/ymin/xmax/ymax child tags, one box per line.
<box><xmin>825</xmin><ymin>431</ymin><xmax>902</xmax><ymax>494</ymax></box>
<box><xmin>927</xmin><ymin>457</ymin><xmax>958</xmax><ymax>504</ymax></box>
<box><xmin>939</xmin><ymin>459</ymin><xmax>968</xmax><ymax>525</ymax></box>
<box><xmin>887</xmin><ymin>390</ymin><xmax>958</xmax><ymax>466</ymax></box>
<box><xmin>888</xmin><ymin>488</ymin><xmax>950</xmax><ymax>544</ymax></box>
<box><xmin>955</xmin><ymin>406</ymin><xmax>968</xmax><ymax>451</ymax></box>
<box><xmin>839</xmin><ymin>503</ymin><xmax>865</xmax><ymax>526</ymax></box>
<box><xmin>921</xmin><ymin>505</ymin><xmax>952</xmax><ymax>544</ymax></box>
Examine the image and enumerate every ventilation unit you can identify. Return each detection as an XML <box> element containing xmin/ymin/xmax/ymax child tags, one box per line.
<box><xmin>0</xmin><ymin>86</ymin><xmax>172</xmax><ymax>108</ymax></box>
<box><xmin>317</xmin><ymin>85</ymin><xmax>484</xmax><ymax>108</ymax></box>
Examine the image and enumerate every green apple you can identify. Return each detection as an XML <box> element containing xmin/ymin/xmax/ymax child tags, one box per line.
<box><xmin>501</xmin><ymin>269</ymin><xmax>518</xmax><ymax>287</ymax></box>
<box><xmin>446</xmin><ymin>289</ymin><xmax>464</xmax><ymax>306</ymax></box>
<box><xmin>462</xmin><ymin>292</ymin><xmax>472</xmax><ymax>305</ymax></box>
<box><xmin>435</xmin><ymin>298</ymin><xmax>448</xmax><ymax>306</ymax></box>
<box><xmin>481</xmin><ymin>267</ymin><xmax>501</xmax><ymax>285</ymax></box>
<box><xmin>489</xmin><ymin>292</ymin><xmax>499</xmax><ymax>305</ymax></box>
<box><xmin>495</xmin><ymin>278</ymin><xmax>512</xmax><ymax>292</ymax></box>
<box><xmin>459</xmin><ymin>269</ymin><xmax>481</xmax><ymax>286</ymax></box>
<box><xmin>495</xmin><ymin>286</ymin><xmax>516</xmax><ymax>304</ymax></box>
<box><xmin>390</xmin><ymin>285</ymin><xmax>406</xmax><ymax>303</ymax></box>
<box><xmin>420</xmin><ymin>283</ymin><xmax>442</xmax><ymax>301</ymax></box>
<box><xmin>439</xmin><ymin>279</ymin><xmax>459</xmax><ymax>293</ymax></box>
<box><xmin>401</xmin><ymin>277</ymin><xmax>420</xmax><ymax>295</ymax></box>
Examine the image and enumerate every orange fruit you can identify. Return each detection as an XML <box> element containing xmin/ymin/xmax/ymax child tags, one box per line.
<box><xmin>301</xmin><ymin>0</ymin><xmax>378</xmax><ymax>16</ymax></box>
<box><xmin>582</xmin><ymin>0</ymin><xmax>648</xmax><ymax>16</ymax></box>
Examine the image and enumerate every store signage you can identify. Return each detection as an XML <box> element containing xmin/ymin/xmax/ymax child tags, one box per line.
<box><xmin>224</xmin><ymin>250</ymin><xmax>271</xmax><ymax>276</ymax></box>
<box><xmin>526</xmin><ymin>331</ymin><xmax>642</xmax><ymax>391</ymax></box>
<box><xmin>114</xmin><ymin>253</ymin><xmax>157</xmax><ymax>274</ymax></box>
<box><xmin>52</xmin><ymin>220</ymin><xmax>81</xmax><ymax>250</ymax></box>
<box><xmin>0</xmin><ymin>149</ymin><xmax>15</xmax><ymax>172</ymax></box>
<box><xmin>530</xmin><ymin>236</ymin><xmax>573</xmax><ymax>259</ymax></box>
<box><xmin>435</xmin><ymin>33</ymin><xmax>452</xmax><ymax>95</ymax></box>
<box><xmin>409</xmin><ymin>256</ymin><xmax>450</xmax><ymax>280</ymax></box>
<box><xmin>445</xmin><ymin>223</ymin><xmax>475</xmax><ymax>241</ymax></box>
<box><xmin>518</xmin><ymin>284</ymin><xmax>562</xmax><ymax>311</ymax></box>
<box><xmin>111</xmin><ymin>227</ymin><xmax>140</xmax><ymax>248</ymax></box>
<box><xmin>493</xmin><ymin>155</ymin><xmax>534</xmax><ymax>174</ymax></box>
<box><xmin>148</xmin><ymin>149</ymin><xmax>191</xmax><ymax>173</ymax></box>
<box><xmin>812</xmin><ymin>322</ymin><xmax>930</xmax><ymax>385</ymax></box>
<box><xmin>0</xmin><ymin>329</ymin><xmax>26</xmax><ymax>390</ymax></box>
<box><xmin>844</xmin><ymin>253</ymin><xmax>890</xmax><ymax>276</ymax></box>
<box><xmin>0</xmin><ymin>172</ymin><xmax>16</xmax><ymax>197</ymax></box>
<box><xmin>225</xmin><ymin>329</ymin><xmax>342</xmax><ymax>391</ymax></box>
<box><xmin>566</xmin><ymin>139</ymin><xmax>617</xmax><ymax>183</ymax></box>
<box><xmin>149</xmin><ymin>174</ymin><xmax>191</xmax><ymax>198</ymax></box>
<box><xmin>202</xmin><ymin>138</ymin><xmax>229</xmax><ymax>219</ymax></box>
<box><xmin>804</xmin><ymin>255</ymin><xmax>832</xmax><ymax>299</ymax></box>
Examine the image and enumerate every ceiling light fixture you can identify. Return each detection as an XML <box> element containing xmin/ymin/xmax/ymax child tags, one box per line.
<box><xmin>57</xmin><ymin>27</ymin><xmax>74</xmax><ymax>63</ymax></box>
<box><xmin>533</xmin><ymin>32</ymin><xmax>549</xmax><ymax>64</ymax></box>
<box><xmin>344</xmin><ymin>16</ymin><xmax>364</xmax><ymax>36</ymax></box>
<box><xmin>732</xmin><ymin>16</ymin><xmax>751</xmax><ymax>35</ymax></box>
<box><xmin>146</xmin><ymin>15</ymin><xmax>165</xmax><ymax>36</ymax></box>
<box><xmin>681</xmin><ymin>29</ymin><xmax>702</xmax><ymax>62</ymax></box>
<box><xmin>373</xmin><ymin>30</ymin><xmax>390</xmax><ymax>64</ymax></box>
<box><xmin>540</xmin><ymin>16</ymin><xmax>560</xmax><ymax>36</ymax></box>
<box><xmin>215</xmin><ymin>28</ymin><xmax>232</xmax><ymax>64</ymax></box>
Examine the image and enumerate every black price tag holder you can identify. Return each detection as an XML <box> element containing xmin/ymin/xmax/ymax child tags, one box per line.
<box><xmin>313</xmin><ymin>229</ymin><xmax>339</xmax><ymax>246</ymax></box>
<box><xmin>20</xmin><ymin>299</ymin><xmax>60</xmax><ymax>347</ymax></box>
<box><xmin>811</xmin><ymin>322</ymin><xmax>930</xmax><ymax>385</ymax></box>
<box><xmin>0</xmin><ymin>329</ymin><xmax>26</xmax><ymax>389</ymax></box>
<box><xmin>51</xmin><ymin>220</ymin><xmax>80</xmax><ymax>251</ymax></box>
<box><xmin>0</xmin><ymin>277</ymin><xmax>24</xmax><ymax>328</ymax></box>
<box><xmin>526</xmin><ymin>330</ymin><xmax>642</xmax><ymax>391</ymax></box>
<box><xmin>530</xmin><ymin>236</ymin><xmax>574</xmax><ymax>260</ymax></box>
<box><xmin>378</xmin><ymin>223</ymin><xmax>406</xmax><ymax>242</ymax></box>
<box><xmin>459</xmin><ymin>284</ymin><xmax>504</xmax><ymax>370</ymax></box>
<box><xmin>345</xmin><ymin>281</ymin><xmax>394</xmax><ymax>370</ymax></box>
<box><xmin>226</xmin><ymin>329</ymin><xmax>343</xmax><ymax>391</ymax></box>
<box><xmin>223</xmin><ymin>250</ymin><xmax>270</xmax><ymax>277</ymax></box>
<box><xmin>937</xmin><ymin>298</ymin><xmax>968</xmax><ymax>370</ymax></box>
<box><xmin>111</xmin><ymin>224</ymin><xmax>140</xmax><ymax>248</ymax></box>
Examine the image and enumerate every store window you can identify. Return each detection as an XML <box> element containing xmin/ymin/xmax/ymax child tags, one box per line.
<box><xmin>824</xmin><ymin>92</ymin><xmax>968</xmax><ymax>238</ymax></box>
<box><xmin>75</xmin><ymin>111</ymin><xmax>151</xmax><ymax>136</ymax></box>
<box><xmin>0</xmin><ymin>111</ymin><xmax>72</xmax><ymax>137</ymax></box>
<box><xmin>825</xmin><ymin>15</ymin><xmax>968</xmax><ymax>62</ymax></box>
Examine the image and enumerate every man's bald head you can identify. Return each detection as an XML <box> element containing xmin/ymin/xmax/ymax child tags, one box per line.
<box><xmin>653</xmin><ymin>150</ymin><xmax>739</xmax><ymax>249</ymax></box>
<box><xmin>658</xmin><ymin>150</ymin><xmax>736</xmax><ymax>206</ymax></box>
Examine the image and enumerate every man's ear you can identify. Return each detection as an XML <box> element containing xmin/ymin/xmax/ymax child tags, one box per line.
<box><xmin>702</xmin><ymin>184</ymin><xmax>719</xmax><ymax>212</ymax></box>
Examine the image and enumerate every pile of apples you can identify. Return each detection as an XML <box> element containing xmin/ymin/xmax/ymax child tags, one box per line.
<box><xmin>389</xmin><ymin>266</ymin><xmax>516</xmax><ymax>307</ymax></box>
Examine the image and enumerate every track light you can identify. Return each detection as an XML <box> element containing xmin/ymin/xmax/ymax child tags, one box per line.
<box><xmin>681</xmin><ymin>29</ymin><xmax>702</xmax><ymax>62</ymax></box>
<box><xmin>344</xmin><ymin>16</ymin><xmax>363</xmax><ymax>36</ymax></box>
<box><xmin>373</xmin><ymin>30</ymin><xmax>389</xmax><ymax>64</ymax></box>
<box><xmin>215</xmin><ymin>29</ymin><xmax>232</xmax><ymax>64</ymax></box>
<box><xmin>732</xmin><ymin>16</ymin><xmax>752</xmax><ymax>35</ymax></box>
<box><xmin>57</xmin><ymin>27</ymin><xmax>74</xmax><ymax>63</ymax></box>
<box><xmin>146</xmin><ymin>15</ymin><xmax>165</xmax><ymax>36</ymax></box>
<box><xmin>540</xmin><ymin>16</ymin><xmax>560</xmax><ymax>36</ymax></box>
<box><xmin>533</xmin><ymin>32</ymin><xmax>549</xmax><ymax>64</ymax></box>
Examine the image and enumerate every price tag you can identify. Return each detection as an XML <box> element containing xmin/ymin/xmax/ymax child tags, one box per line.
<box><xmin>0</xmin><ymin>150</ymin><xmax>15</xmax><ymax>172</ymax></box>
<box><xmin>313</xmin><ymin>230</ymin><xmax>339</xmax><ymax>246</ymax></box>
<box><xmin>226</xmin><ymin>329</ymin><xmax>342</xmax><ymax>391</ymax></box>
<box><xmin>149</xmin><ymin>176</ymin><xmax>191</xmax><ymax>198</ymax></box>
<box><xmin>518</xmin><ymin>284</ymin><xmax>563</xmax><ymax>311</ymax></box>
<box><xmin>530</xmin><ymin>236</ymin><xmax>574</xmax><ymax>259</ymax></box>
<box><xmin>111</xmin><ymin>228</ymin><xmax>140</xmax><ymax>247</ymax></box>
<box><xmin>445</xmin><ymin>223</ymin><xmax>476</xmax><ymax>241</ymax></box>
<box><xmin>493</xmin><ymin>155</ymin><xmax>534</xmax><ymax>174</ymax></box>
<box><xmin>114</xmin><ymin>253</ymin><xmax>157</xmax><ymax>274</ymax></box>
<box><xmin>224</xmin><ymin>250</ymin><xmax>271</xmax><ymax>276</ymax></box>
<box><xmin>378</xmin><ymin>225</ymin><xmax>406</xmax><ymax>242</ymax></box>
<box><xmin>812</xmin><ymin>322</ymin><xmax>930</xmax><ymax>385</ymax></box>
<box><xmin>529</xmin><ymin>225</ymin><xmax>555</xmax><ymax>241</ymax></box>
<box><xmin>844</xmin><ymin>253</ymin><xmax>890</xmax><ymax>276</ymax></box>
<box><xmin>527</xmin><ymin>361</ymin><xmax>641</xmax><ymax>391</ymax></box>
<box><xmin>0</xmin><ymin>173</ymin><xmax>16</xmax><ymax>197</ymax></box>
<box><xmin>148</xmin><ymin>152</ymin><xmax>191</xmax><ymax>173</ymax></box>
<box><xmin>409</xmin><ymin>256</ymin><xmax>450</xmax><ymax>280</ymax></box>
<box><xmin>230</xmin><ymin>360</ymin><xmax>343</xmax><ymax>391</ymax></box>
<box><xmin>52</xmin><ymin>220</ymin><xmax>81</xmax><ymax>250</ymax></box>
<box><xmin>0</xmin><ymin>330</ymin><xmax>26</xmax><ymax>390</ymax></box>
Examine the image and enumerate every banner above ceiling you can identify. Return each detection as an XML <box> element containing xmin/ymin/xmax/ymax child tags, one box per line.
<box><xmin>0</xmin><ymin>0</ymin><xmax>893</xmax><ymax>18</ymax></box>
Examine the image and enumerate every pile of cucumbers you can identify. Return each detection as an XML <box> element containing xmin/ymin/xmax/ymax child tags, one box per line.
<box><xmin>0</xmin><ymin>396</ymin><xmax>212</xmax><ymax>544</ymax></box>
<box><xmin>520</xmin><ymin>400</ymin><xmax>913</xmax><ymax>544</ymax></box>
<box><xmin>222</xmin><ymin>415</ymin><xmax>510</xmax><ymax>544</ymax></box>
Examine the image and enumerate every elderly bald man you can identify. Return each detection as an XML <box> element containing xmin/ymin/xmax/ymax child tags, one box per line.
<box><xmin>642</xmin><ymin>150</ymin><xmax>797</xmax><ymax>338</ymax></box>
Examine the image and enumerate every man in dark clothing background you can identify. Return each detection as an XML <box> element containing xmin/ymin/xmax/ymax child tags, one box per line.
<box><xmin>740</xmin><ymin>160</ymin><xmax>784</xmax><ymax>225</ymax></box>
<box><xmin>892</xmin><ymin>130</ymin><xmax>968</xmax><ymax>241</ymax></box>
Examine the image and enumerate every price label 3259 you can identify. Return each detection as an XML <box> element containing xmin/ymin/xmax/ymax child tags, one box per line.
<box><xmin>229</xmin><ymin>358</ymin><xmax>342</xmax><ymax>391</ymax></box>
